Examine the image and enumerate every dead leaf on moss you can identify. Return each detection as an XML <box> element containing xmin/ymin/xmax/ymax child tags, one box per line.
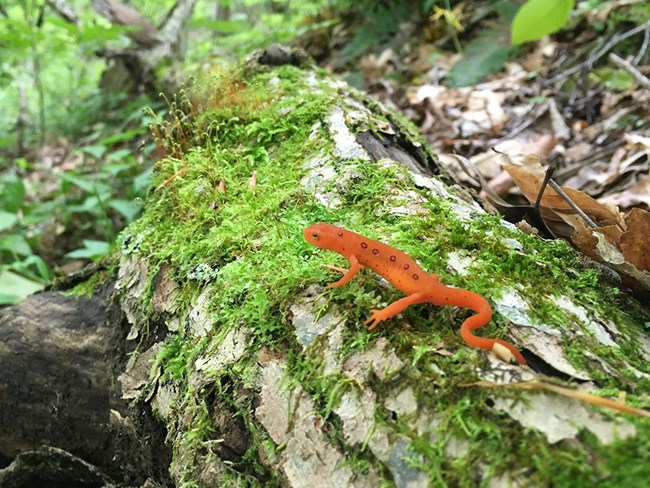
<box><xmin>504</xmin><ymin>162</ymin><xmax>650</xmax><ymax>289</ymax></box>
<box><xmin>504</xmin><ymin>165</ymin><xmax>622</xmax><ymax>223</ymax></box>
<box><xmin>619</xmin><ymin>208</ymin><xmax>650</xmax><ymax>272</ymax></box>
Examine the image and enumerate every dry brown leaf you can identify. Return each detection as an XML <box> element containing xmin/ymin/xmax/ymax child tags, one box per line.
<box><xmin>408</xmin><ymin>43</ymin><xmax>436</xmax><ymax>73</ymax></box>
<box><xmin>503</xmin><ymin>165</ymin><xmax>622</xmax><ymax>226</ymax></box>
<box><xmin>603</xmin><ymin>173</ymin><xmax>650</xmax><ymax>209</ymax></box>
<box><xmin>525</xmin><ymin>134</ymin><xmax>557</xmax><ymax>159</ymax></box>
<box><xmin>359</xmin><ymin>49</ymin><xmax>396</xmax><ymax>82</ymax></box>
<box><xmin>520</xmin><ymin>38</ymin><xmax>557</xmax><ymax>72</ymax></box>
<box><xmin>566</xmin><ymin>216</ymin><xmax>600</xmax><ymax>261</ymax></box>
<box><xmin>559</xmin><ymin>211</ymin><xmax>650</xmax><ymax>290</ymax></box>
<box><xmin>620</xmin><ymin>208</ymin><xmax>650</xmax><ymax>272</ymax></box>
<box><xmin>564</xmin><ymin>141</ymin><xmax>594</xmax><ymax>162</ymax></box>
<box><xmin>502</xmin><ymin>164</ymin><xmax>650</xmax><ymax>288</ymax></box>
<box><xmin>564</xmin><ymin>205</ymin><xmax>650</xmax><ymax>276</ymax></box>
<box><xmin>593</xmin><ymin>225</ymin><xmax>624</xmax><ymax>248</ymax></box>
<box><xmin>624</xmin><ymin>133</ymin><xmax>650</xmax><ymax>150</ymax></box>
<box><xmin>482</xmin><ymin>136</ymin><xmax>556</xmax><ymax>198</ymax></box>
<box><xmin>462</xmin><ymin>89</ymin><xmax>508</xmax><ymax>134</ymax></box>
<box><xmin>247</xmin><ymin>171</ymin><xmax>257</xmax><ymax>190</ymax></box>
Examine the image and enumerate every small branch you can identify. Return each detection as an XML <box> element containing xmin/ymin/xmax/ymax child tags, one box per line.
<box><xmin>608</xmin><ymin>53</ymin><xmax>650</xmax><ymax>89</ymax></box>
<box><xmin>548</xmin><ymin>20</ymin><xmax>650</xmax><ymax>86</ymax></box>
<box><xmin>633</xmin><ymin>21</ymin><xmax>650</xmax><ymax>65</ymax></box>
<box><xmin>547</xmin><ymin>179</ymin><xmax>598</xmax><ymax>228</ymax></box>
<box><xmin>534</xmin><ymin>164</ymin><xmax>556</xmax><ymax>210</ymax></box>
<box><xmin>44</xmin><ymin>0</ymin><xmax>81</xmax><ymax>26</ymax></box>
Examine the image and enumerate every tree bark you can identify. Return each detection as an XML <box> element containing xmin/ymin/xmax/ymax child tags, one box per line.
<box><xmin>94</xmin><ymin>0</ymin><xmax>197</xmax><ymax>95</ymax></box>
<box><xmin>1</xmin><ymin>50</ymin><xmax>648</xmax><ymax>487</ymax></box>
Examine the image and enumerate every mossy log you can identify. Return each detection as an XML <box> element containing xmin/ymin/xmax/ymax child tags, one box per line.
<box><xmin>1</xmin><ymin>49</ymin><xmax>649</xmax><ymax>487</ymax></box>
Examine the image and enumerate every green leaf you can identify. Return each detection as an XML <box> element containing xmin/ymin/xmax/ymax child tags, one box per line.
<box><xmin>338</xmin><ymin>2</ymin><xmax>413</xmax><ymax>64</ymax></box>
<box><xmin>108</xmin><ymin>199</ymin><xmax>143</xmax><ymax>222</ymax></box>
<box><xmin>106</xmin><ymin>149</ymin><xmax>134</xmax><ymax>164</ymax></box>
<box><xmin>0</xmin><ymin>210</ymin><xmax>18</xmax><ymax>232</ymax></box>
<box><xmin>591</xmin><ymin>68</ymin><xmax>635</xmax><ymax>90</ymax></box>
<box><xmin>5</xmin><ymin>254</ymin><xmax>51</xmax><ymax>282</ymax></box>
<box><xmin>67</xmin><ymin>193</ymin><xmax>112</xmax><ymax>214</ymax></box>
<box><xmin>20</xmin><ymin>255</ymin><xmax>52</xmax><ymax>280</ymax></box>
<box><xmin>59</xmin><ymin>172</ymin><xmax>97</xmax><ymax>193</ymax></box>
<box><xmin>448</xmin><ymin>29</ymin><xmax>514</xmax><ymax>87</ymax></box>
<box><xmin>133</xmin><ymin>167</ymin><xmax>153</xmax><ymax>194</ymax></box>
<box><xmin>0</xmin><ymin>174</ymin><xmax>25</xmax><ymax>212</ymax></box>
<box><xmin>0</xmin><ymin>270</ymin><xmax>44</xmax><ymax>304</ymax></box>
<box><xmin>103</xmin><ymin>162</ymin><xmax>133</xmax><ymax>177</ymax></box>
<box><xmin>65</xmin><ymin>240</ymin><xmax>110</xmax><ymax>259</ymax></box>
<box><xmin>0</xmin><ymin>234</ymin><xmax>32</xmax><ymax>256</ymax></box>
<box><xmin>99</xmin><ymin>129</ymin><xmax>145</xmax><ymax>146</ymax></box>
<box><xmin>59</xmin><ymin>173</ymin><xmax>111</xmax><ymax>199</ymax></box>
<box><xmin>494</xmin><ymin>0</ymin><xmax>520</xmax><ymax>22</ymax></box>
<box><xmin>511</xmin><ymin>0</ymin><xmax>574</xmax><ymax>45</ymax></box>
<box><xmin>80</xmin><ymin>145</ymin><xmax>107</xmax><ymax>160</ymax></box>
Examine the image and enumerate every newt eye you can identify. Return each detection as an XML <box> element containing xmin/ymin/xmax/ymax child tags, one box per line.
<box><xmin>312</xmin><ymin>233</ymin><xmax>319</xmax><ymax>239</ymax></box>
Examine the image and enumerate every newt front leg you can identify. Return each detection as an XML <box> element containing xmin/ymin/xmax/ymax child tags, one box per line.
<box><xmin>324</xmin><ymin>255</ymin><xmax>363</xmax><ymax>289</ymax></box>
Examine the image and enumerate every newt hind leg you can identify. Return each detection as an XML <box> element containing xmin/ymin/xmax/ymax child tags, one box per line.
<box><xmin>365</xmin><ymin>292</ymin><xmax>430</xmax><ymax>330</ymax></box>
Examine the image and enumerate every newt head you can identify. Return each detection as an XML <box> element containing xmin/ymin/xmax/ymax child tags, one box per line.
<box><xmin>303</xmin><ymin>222</ymin><xmax>343</xmax><ymax>250</ymax></box>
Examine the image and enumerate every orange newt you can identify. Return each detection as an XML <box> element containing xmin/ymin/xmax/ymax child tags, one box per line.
<box><xmin>304</xmin><ymin>222</ymin><xmax>527</xmax><ymax>365</ymax></box>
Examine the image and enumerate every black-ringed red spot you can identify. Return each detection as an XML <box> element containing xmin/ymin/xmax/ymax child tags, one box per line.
<box><xmin>390</xmin><ymin>256</ymin><xmax>396</xmax><ymax>262</ymax></box>
<box><xmin>361</xmin><ymin>242</ymin><xmax>368</xmax><ymax>248</ymax></box>
<box><xmin>372</xmin><ymin>249</ymin><xmax>379</xmax><ymax>255</ymax></box>
<box><xmin>412</xmin><ymin>274</ymin><xmax>419</xmax><ymax>280</ymax></box>
<box><xmin>337</xmin><ymin>231</ymin><xmax>343</xmax><ymax>236</ymax></box>
<box><xmin>403</xmin><ymin>263</ymin><xmax>410</xmax><ymax>270</ymax></box>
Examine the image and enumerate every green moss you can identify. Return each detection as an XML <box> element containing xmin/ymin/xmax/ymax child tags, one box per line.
<box><xmin>64</xmin><ymin>255</ymin><xmax>119</xmax><ymax>297</ymax></box>
<box><xmin>120</xmin><ymin>64</ymin><xmax>649</xmax><ymax>485</ymax></box>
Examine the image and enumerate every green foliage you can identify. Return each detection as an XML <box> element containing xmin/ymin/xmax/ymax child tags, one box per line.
<box><xmin>591</xmin><ymin>67</ymin><xmax>635</xmax><ymax>90</ymax></box>
<box><xmin>188</xmin><ymin>0</ymin><xmax>327</xmax><ymax>59</ymax></box>
<box><xmin>0</xmin><ymin>2</ymin><xmax>125</xmax><ymax>148</ymax></box>
<box><xmin>0</xmin><ymin>134</ymin><xmax>152</xmax><ymax>303</ymax></box>
<box><xmin>0</xmin><ymin>173</ymin><xmax>50</xmax><ymax>303</ymax></box>
<box><xmin>448</xmin><ymin>28</ymin><xmax>515</xmax><ymax>87</ymax></box>
<box><xmin>338</xmin><ymin>2</ymin><xmax>414</xmax><ymax>64</ymax></box>
<box><xmin>65</xmin><ymin>239</ymin><xmax>111</xmax><ymax>259</ymax></box>
<box><xmin>511</xmin><ymin>0</ymin><xmax>575</xmax><ymax>45</ymax></box>
<box><xmin>0</xmin><ymin>0</ymin><xmax>160</xmax><ymax>302</ymax></box>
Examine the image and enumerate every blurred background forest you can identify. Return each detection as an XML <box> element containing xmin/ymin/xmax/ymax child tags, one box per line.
<box><xmin>1</xmin><ymin>0</ymin><xmax>649</xmax><ymax>304</ymax></box>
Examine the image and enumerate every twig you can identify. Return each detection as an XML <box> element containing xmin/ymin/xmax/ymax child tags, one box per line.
<box><xmin>493</xmin><ymin>102</ymin><xmax>548</xmax><ymax>146</ymax></box>
<box><xmin>547</xmin><ymin>179</ymin><xmax>598</xmax><ymax>228</ymax></box>
<box><xmin>465</xmin><ymin>381</ymin><xmax>650</xmax><ymax>418</ymax></box>
<box><xmin>548</xmin><ymin>20</ymin><xmax>650</xmax><ymax>86</ymax></box>
<box><xmin>553</xmin><ymin>139</ymin><xmax>626</xmax><ymax>180</ymax></box>
<box><xmin>534</xmin><ymin>164</ymin><xmax>598</xmax><ymax>230</ymax></box>
<box><xmin>534</xmin><ymin>164</ymin><xmax>556</xmax><ymax>210</ymax></box>
<box><xmin>608</xmin><ymin>53</ymin><xmax>650</xmax><ymax>89</ymax></box>
<box><xmin>633</xmin><ymin>20</ymin><xmax>650</xmax><ymax>65</ymax></box>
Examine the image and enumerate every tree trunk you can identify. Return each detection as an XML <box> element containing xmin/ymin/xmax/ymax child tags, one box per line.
<box><xmin>95</xmin><ymin>0</ymin><xmax>198</xmax><ymax>95</ymax></box>
<box><xmin>1</xmin><ymin>48</ymin><xmax>648</xmax><ymax>487</ymax></box>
